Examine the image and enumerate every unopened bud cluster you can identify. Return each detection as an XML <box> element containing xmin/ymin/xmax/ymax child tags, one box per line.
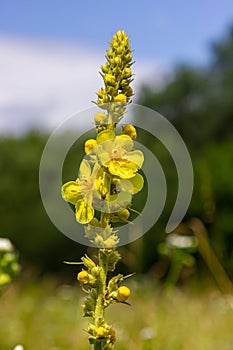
<box><xmin>98</xmin><ymin>30</ymin><xmax>133</xmax><ymax>105</ymax></box>
<box><xmin>95</xmin><ymin>30</ymin><xmax>134</xmax><ymax>127</ymax></box>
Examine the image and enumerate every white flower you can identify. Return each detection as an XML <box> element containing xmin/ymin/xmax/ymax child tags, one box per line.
<box><xmin>0</xmin><ymin>238</ymin><xmax>13</xmax><ymax>252</ymax></box>
<box><xmin>140</xmin><ymin>327</ymin><xmax>156</xmax><ymax>340</ymax></box>
<box><xmin>166</xmin><ymin>233</ymin><xmax>198</xmax><ymax>249</ymax></box>
<box><xmin>13</xmin><ymin>345</ymin><xmax>24</xmax><ymax>350</ymax></box>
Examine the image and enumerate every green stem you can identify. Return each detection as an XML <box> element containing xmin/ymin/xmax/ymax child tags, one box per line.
<box><xmin>94</xmin><ymin>340</ymin><xmax>103</xmax><ymax>350</ymax></box>
<box><xmin>93</xmin><ymin>249</ymin><xmax>108</xmax><ymax>350</ymax></box>
<box><xmin>165</xmin><ymin>256</ymin><xmax>182</xmax><ymax>290</ymax></box>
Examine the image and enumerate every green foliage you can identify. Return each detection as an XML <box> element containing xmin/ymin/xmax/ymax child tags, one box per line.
<box><xmin>138</xmin><ymin>25</ymin><xmax>233</xmax><ymax>147</ymax></box>
<box><xmin>0</xmin><ymin>132</ymin><xmax>86</xmax><ymax>273</ymax></box>
<box><xmin>136</xmin><ymin>25</ymin><xmax>233</xmax><ymax>278</ymax></box>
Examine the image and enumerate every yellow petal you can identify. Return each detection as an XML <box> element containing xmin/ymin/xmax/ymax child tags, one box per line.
<box><xmin>117</xmin><ymin>174</ymin><xmax>144</xmax><ymax>194</ymax></box>
<box><xmin>75</xmin><ymin>199</ymin><xmax>94</xmax><ymax>224</ymax></box>
<box><xmin>115</xmin><ymin>134</ymin><xmax>134</xmax><ymax>151</ymax></box>
<box><xmin>129</xmin><ymin>173</ymin><xmax>144</xmax><ymax>194</ymax></box>
<box><xmin>61</xmin><ymin>181</ymin><xmax>82</xmax><ymax>205</ymax></box>
<box><xmin>96</xmin><ymin>129</ymin><xmax>115</xmax><ymax>144</ymax></box>
<box><xmin>79</xmin><ymin>159</ymin><xmax>91</xmax><ymax>178</ymax></box>
<box><xmin>106</xmin><ymin>159</ymin><xmax>138</xmax><ymax>179</ymax></box>
<box><xmin>96</xmin><ymin>145</ymin><xmax>111</xmax><ymax>165</ymax></box>
<box><xmin>125</xmin><ymin>150</ymin><xmax>144</xmax><ymax>168</ymax></box>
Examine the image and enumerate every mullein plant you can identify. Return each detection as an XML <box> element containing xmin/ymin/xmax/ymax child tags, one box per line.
<box><xmin>62</xmin><ymin>30</ymin><xmax>144</xmax><ymax>349</ymax></box>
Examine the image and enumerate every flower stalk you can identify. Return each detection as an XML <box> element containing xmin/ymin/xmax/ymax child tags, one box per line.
<box><xmin>62</xmin><ymin>30</ymin><xmax>144</xmax><ymax>349</ymax></box>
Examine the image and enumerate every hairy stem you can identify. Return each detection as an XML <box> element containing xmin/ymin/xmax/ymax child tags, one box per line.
<box><xmin>93</xmin><ymin>249</ymin><xmax>108</xmax><ymax>350</ymax></box>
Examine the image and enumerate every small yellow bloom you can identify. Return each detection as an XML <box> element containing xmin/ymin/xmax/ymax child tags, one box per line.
<box><xmin>96</xmin><ymin>326</ymin><xmax>108</xmax><ymax>338</ymax></box>
<box><xmin>114</xmin><ymin>94</ymin><xmax>127</xmax><ymax>103</ymax></box>
<box><xmin>62</xmin><ymin>161</ymin><xmax>102</xmax><ymax>224</ymax></box>
<box><xmin>77</xmin><ymin>270</ymin><xmax>89</xmax><ymax>284</ymax></box>
<box><xmin>96</xmin><ymin>131</ymin><xmax>144</xmax><ymax>179</ymax></box>
<box><xmin>84</xmin><ymin>139</ymin><xmax>97</xmax><ymax>154</ymax></box>
<box><xmin>117</xmin><ymin>286</ymin><xmax>130</xmax><ymax>302</ymax></box>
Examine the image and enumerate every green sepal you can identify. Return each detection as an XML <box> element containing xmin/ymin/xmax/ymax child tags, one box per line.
<box><xmin>100</xmin><ymin>249</ymin><xmax>121</xmax><ymax>271</ymax></box>
<box><xmin>107</xmin><ymin>274</ymin><xmax>124</xmax><ymax>293</ymax></box>
<box><xmin>82</xmin><ymin>289</ymin><xmax>97</xmax><ymax>317</ymax></box>
<box><xmin>81</xmin><ymin>255</ymin><xmax>96</xmax><ymax>270</ymax></box>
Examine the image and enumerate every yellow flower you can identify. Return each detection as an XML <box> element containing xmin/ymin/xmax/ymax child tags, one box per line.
<box><xmin>77</xmin><ymin>270</ymin><xmax>89</xmax><ymax>284</ymax></box>
<box><xmin>96</xmin><ymin>130</ymin><xmax>144</xmax><ymax>179</ymax></box>
<box><xmin>117</xmin><ymin>286</ymin><xmax>130</xmax><ymax>302</ymax></box>
<box><xmin>62</xmin><ymin>161</ymin><xmax>102</xmax><ymax>224</ymax></box>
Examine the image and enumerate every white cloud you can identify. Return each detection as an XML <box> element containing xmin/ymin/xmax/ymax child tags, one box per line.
<box><xmin>0</xmin><ymin>36</ymin><xmax>164</xmax><ymax>134</ymax></box>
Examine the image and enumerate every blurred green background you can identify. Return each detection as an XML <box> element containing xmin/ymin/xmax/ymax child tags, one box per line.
<box><xmin>1</xmin><ymin>25</ymin><xmax>233</xmax><ymax>283</ymax></box>
<box><xmin>1</xmin><ymin>3</ymin><xmax>233</xmax><ymax>349</ymax></box>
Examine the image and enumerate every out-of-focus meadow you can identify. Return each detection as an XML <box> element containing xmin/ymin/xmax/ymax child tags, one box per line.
<box><xmin>1</xmin><ymin>24</ymin><xmax>233</xmax><ymax>350</ymax></box>
<box><xmin>1</xmin><ymin>279</ymin><xmax>233</xmax><ymax>350</ymax></box>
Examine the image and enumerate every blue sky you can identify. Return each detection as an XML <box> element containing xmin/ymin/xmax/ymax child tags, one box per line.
<box><xmin>1</xmin><ymin>0</ymin><xmax>233</xmax><ymax>64</ymax></box>
<box><xmin>1</xmin><ymin>1</ymin><xmax>233</xmax><ymax>133</ymax></box>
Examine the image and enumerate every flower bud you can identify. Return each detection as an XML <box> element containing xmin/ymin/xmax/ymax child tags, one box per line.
<box><xmin>114</xmin><ymin>94</ymin><xmax>127</xmax><ymax>103</ymax></box>
<box><xmin>123</xmin><ymin>86</ymin><xmax>134</xmax><ymax>97</ymax></box>
<box><xmin>119</xmin><ymin>79</ymin><xmax>128</xmax><ymax>88</ymax></box>
<box><xmin>118</xmin><ymin>208</ymin><xmax>130</xmax><ymax>221</ymax></box>
<box><xmin>104</xmin><ymin>74</ymin><xmax>115</xmax><ymax>86</ymax></box>
<box><xmin>91</xmin><ymin>266</ymin><xmax>100</xmax><ymax>277</ymax></box>
<box><xmin>94</xmin><ymin>112</ymin><xmax>108</xmax><ymax>125</ymax></box>
<box><xmin>97</xmin><ymin>88</ymin><xmax>105</xmax><ymax>98</ymax></box>
<box><xmin>123</xmin><ymin>67</ymin><xmax>132</xmax><ymax>78</ymax></box>
<box><xmin>117</xmin><ymin>286</ymin><xmax>130</xmax><ymax>302</ymax></box>
<box><xmin>122</xmin><ymin>124</ymin><xmax>137</xmax><ymax>139</ymax></box>
<box><xmin>125</xmin><ymin>53</ymin><xmax>132</xmax><ymax>62</ymax></box>
<box><xmin>84</xmin><ymin>139</ymin><xmax>97</xmax><ymax>154</ymax></box>
<box><xmin>96</xmin><ymin>326</ymin><xmax>108</xmax><ymax>338</ymax></box>
<box><xmin>77</xmin><ymin>270</ymin><xmax>89</xmax><ymax>284</ymax></box>
<box><xmin>107</xmin><ymin>49</ymin><xmax>114</xmax><ymax>58</ymax></box>
<box><xmin>116</xmin><ymin>47</ymin><xmax>123</xmax><ymax>55</ymax></box>
<box><xmin>114</xmin><ymin>57</ymin><xmax>121</xmax><ymax>66</ymax></box>
<box><xmin>101</xmin><ymin>64</ymin><xmax>109</xmax><ymax>74</ymax></box>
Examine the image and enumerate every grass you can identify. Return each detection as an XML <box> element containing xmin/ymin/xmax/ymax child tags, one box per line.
<box><xmin>0</xmin><ymin>277</ymin><xmax>233</xmax><ymax>350</ymax></box>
